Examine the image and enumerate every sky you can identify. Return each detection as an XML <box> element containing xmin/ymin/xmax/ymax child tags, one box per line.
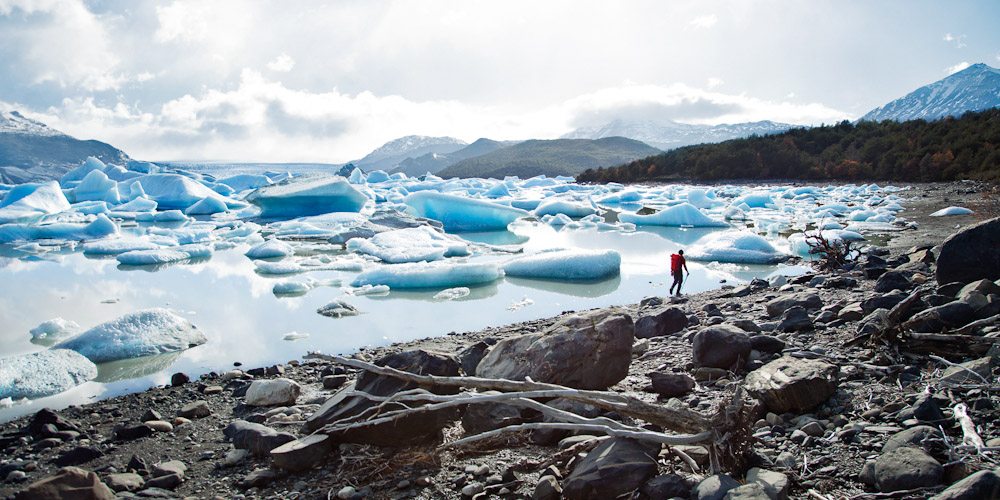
<box><xmin>1</xmin><ymin>0</ymin><xmax>998</xmax><ymax>163</ymax></box>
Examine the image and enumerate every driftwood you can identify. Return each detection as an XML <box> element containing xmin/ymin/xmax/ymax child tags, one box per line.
<box><xmin>305</xmin><ymin>353</ymin><xmax>754</xmax><ymax>474</ymax></box>
<box><xmin>952</xmin><ymin>403</ymin><xmax>986</xmax><ymax>451</ymax></box>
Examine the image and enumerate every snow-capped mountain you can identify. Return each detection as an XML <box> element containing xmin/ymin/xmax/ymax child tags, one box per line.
<box><xmin>353</xmin><ymin>135</ymin><xmax>468</xmax><ymax>172</ymax></box>
<box><xmin>561</xmin><ymin>119</ymin><xmax>794</xmax><ymax>150</ymax></box>
<box><xmin>861</xmin><ymin>63</ymin><xmax>1000</xmax><ymax>122</ymax></box>
<box><xmin>0</xmin><ymin>110</ymin><xmax>130</xmax><ymax>184</ymax></box>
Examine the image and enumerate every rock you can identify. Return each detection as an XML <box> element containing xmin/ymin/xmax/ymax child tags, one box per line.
<box><xmin>930</xmin><ymin>469</ymin><xmax>1000</xmax><ymax>499</ymax></box>
<box><xmin>270</xmin><ymin>434</ymin><xmax>332</xmax><ymax>472</ymax></box>
<box><xmin>909</xmin><ymin>393</ymin><xmax>946</xmax><ymax>422</ymax></box>
<box><xmin>634</xmin><ymin>307</ymin><xmax>689</xmax><ymax>338</ymax></box>
<box><xmin>936</xmin><ymin>217</ymin><xmax>1000</xmax><ymax>284</ymax></box>
<box><xmin>26</xmin><ymin>408</ymin><xmax>82</xmax><ymax>437</ymax></box>
<box><xmin>150</xmin><ymin>460</ymin><xmax>186</xmax><ymax>479</ymax></box>
<box><xmin>13</xmin><ymin>467</ymin><xmax>115</xmax><ymax>500</ymax></box>
<box><xmin>857</xmin><ymin>308</ymin><xmax>891</xmax><ymax>336</ymax></box>
<box><xmin>692</xmin><ymin>325</ymin><xmax>751</xmax><ymax>370</ymax></box>
<box><xmin>126</xmin><ymin>455</ymin><xmax>148</xmax><ymax>473</ymax></box>
<box><xmin>724</xmin><ymin>483</ymin><xmax>771</xmax><ymax>499</ymax></box>
<box><xmin>144</xmin><ymin>420</ymin><xmax>173</xmax><ymax>433</ymax></box>
<box><xmin>874</xmin><ymin>446</ymin><xmax>943</xmax><ymax>493</ymax></box>
<box><xmin>245</xmin><ymin>378</ymin><xmax>301</xmax><ymax>406</ymax></box>
<box><xmin>874</xmin><ymin>271</ymin><xmax>912</xmax><ymax>293</ymax></box>
<box><xmin>903</xmin><ymin>302</ymin><xmax>976</xmax><ymax>332</ymax></box>
<box><xmin>177</xmin><ymin>400</ymin><xmax>211</xmax><ymax>419</ymax></box>
<box><xmin>170</xmin><ymin>372</ymin><xmax>190</xmax><ymax>386</ymax></box>
<box><xmin>640</xmin><ymin>474</ymin><xmax>692</xmax><ymax>499</ymax></box>
<box><xmin>104</xmin><ymin>472</ymin><xmax>143</xmax><ymax>493</ymax></box>
<box><xmin>114</xmin><ymin>424</ymin><xmax>154</xmax><ymax>441</ymax></box>
<box><xmin>241</xmin><ymin>468</ymin><xmax>280</xmax><ymax>489</ymax></box>
<box><xmin>694</xmin><ymin>474</ymin><xmax>741</xmax><ymax>500</ymax></box>
<box><xmin>462</xmin><ymin>402</ymin><xmax>521</xmax><ymax>435</ymax></box>
<box><xmin>649</xmin><ymin>372</ymin><xmax>696</xmax><ymax>397</ymax></box>
<box><xmin>745</xmin><ymin>356</ymin><xmax>838</xmax><ymax>413</ymax></box>
<box><xmin>304</xmin><ymin>349</ymin><xmax>462</xmax><ymax>446</ymax></box>
<box><xmin>477</xmin><ymin>308</ymin><xmax>634</xmax><ymax>389</ymax></box>
<box><xmin>562</xmin><ymin>438</ymin><xmax>659</xmax><ymax>500</ymax></box>
<box><xmin>322</xmin><ymin>375</ymin><xmax>348</xmax><ymax>390</ymax></box>
<box><xmin>461</xmin><ymin>483</ymin><xmax>484</xmax><ymax>496</ymax></box>
<box><xmin>530</xmin><ymin>398</ymin><xmax>602</xmax><ymax>444</ymax></box>
<box><xmin>749</xmin><ymin>335</ymin><xmax>785</xmax><ymax>354</ymax></box>
<box><xmin>746</xmin><ymin>468</ymin><xmax>789</xmax><ymax>500</ymax></box>
<box><xmin>203</xmin><ymin>385</ymin><xmax>223</xmax><ymax>395</ymax></box>
<box><xmin>52</xmin><ymin>446</ymin><xmax>103</xmax><ymax>467</ymax></box>
<box><xmin>941</xmin><ymin>357</ymin><xmax>992</xmax><ymax>385</ymax></box>
<box><xmin>457</xmin><ymin>341</ymin><xmax>491</xmax><ymax>376</ymax></box>
<box><xmin>223</xmin><ymin>448</ymin><xmax>250</xmax><ymax>467</ymax></box>
<box><xmin>140</xmin><ymin>409</ymin><xmax>162</xmax><ymax>422</ymax></box>
<box><xmin>883</xmin><ymin>426</ymin><xmax>942</xmax><ymax>453</ymax></box>
<box><xmin>731</xmin><ymin>319</ymin><xmax>762</xmax><ymax>333</ymax></box>
<box><xmin>838</xmin><ymin>303</ymin><xmax>865</xmax><ymax>321</ymax></box>
<box><xmin>958</xmin><ymin>279</ymin><xmax>1000</xmax><ymax>298</ymax></box>
<box><xmin>766</xmin><ymin>292</ymin><xmax>822</xmax><ymax>318</ymax></box>
<box><xmin>224</xmin><ymin>420</ymin><xmax>296</xmax><ymax>456</ymax></box>
<box><xmin>800</xmin><ymin>421</ymin><xmax>825</xmax><ymax>437</ymax></box>
<box><xmin>777</xmin><ymin>306</ymin><xmax>813</xmax><ymax>332</ymax></box>
<box><xmin>337</xmin><ymin>486</ymin><xmax>357</xmax><ymax>499</ymax></box>
<box><xmin>862</xmin><ymin>291</ymin><xmax>907</xmax><ymax>314</ymax></box>
<box><xmin>317</xmin><ymin>299</ymin><xmax>359</xmax><ymax>318</ymax></box>
<box><xmin>143</xmin><ymin>473</ymin><xmax>182</xmax><ymax>490</ymax></box>
<box><xmin>533</xmin><ymin>475</ymin><xmax>562</xmax><ymax>500</ymax></box>
<box><xmin>6</xmin><ymin>471</ymin><xmax>27</xmax><ymax>483</ymax></box>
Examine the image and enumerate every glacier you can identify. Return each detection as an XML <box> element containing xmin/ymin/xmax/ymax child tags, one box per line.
<box><xmin>54</xmin><ymin>308</ymin><xmax>207</xmax><ymax>363</ymax></box>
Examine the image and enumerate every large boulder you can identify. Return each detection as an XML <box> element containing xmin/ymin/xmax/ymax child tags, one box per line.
<box><xmin>692</xmin><ymin>325</ymin><xmax>751</xmax><ymax>370</ymax></box>
<box><xmin>745</xmin><ymin>356</ymin><xmax>838</xmax><ymax>413</ymax></box>
<box><xmin>634</xmin><ymin>307</ymin><xmax>689</xmax><ymax>338</ymax></box>
<box><xmin>13</xmin><ymin>467</ymin><xmax>115</xmax><ymax>500</ymax></box>
<box><xmin>245</xmin><ymin>378</ymin><xmax>301</xmax><ymax>407</ymax></box>
<box><xmin>477</xmin><ymin>308</ymin><xmax>634</xmax><ymax>390</ymax></box>
<box><xmin>936</xmin><ymin>217</ymin><xmax>1000</xmax><ymax>285</ymax></box>
<box><xmin>902</xmin><ymin>302</ymin><xmax>976</xmax><ymax>333</ymax></box>
<box><xmin>223</xmin><ymin>420</ymin><xmax>296</xmax><ymax>456</ymax></box>
<box><xmin>562</xmin><ymin>438</ymin><xmax>659</xmax><ymax>500</ymax></box>
<box><xmin>874</xmin><ymin>446</ymin><xmax>943</xmax><ymax>493</ymax></box>
<box><xmin>765</xmin><ymin>292</ymin><xmax>822</xmax><ymax>318</ymax></box>
<box><xmin>930</xmin><ymin>469</ymin><xmax>1000</xmax><ymax>500</ymax></box>
<box><xmin>304</xmin><ymin>349</ymin><xmax>461</xmax><ymax>446</ymax></box>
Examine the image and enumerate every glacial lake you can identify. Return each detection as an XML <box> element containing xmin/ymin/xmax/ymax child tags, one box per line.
<box><xmin>0</xmin><ymin>221</ymin><xmax>806</xmax><ymax>422</ymax></box>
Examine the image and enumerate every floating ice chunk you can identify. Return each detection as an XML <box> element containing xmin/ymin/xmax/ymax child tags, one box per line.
<box><xmin>246</xmin><ymin>239</ymin><xmax>294</xmax><ymax>259</ymax></box>
<box><xmin>346</xmin><ymin>226</ymin><xmax>469</xmax><ymax>263</ymax></box>
<box><xmin>352</xmin><ymin>261</ymin><xmax>503</xmax><ymax>289</ymax></box>
<box><xmin>596</xmin><ymin>190</ymin><xmax>642</xmax><ymax>204</ymax></box>
<box><xmin>60</xmin><ymin>157</ymin><xmax>107</xmax><ymax>186</ymax></box>
<box><xmin>732</xmin><ymin>192</ymin><xmax>775</xmax><ymax>209</ymax></box>
<box><xmin>248</xmin><ymin>176</ymin><xmax>368</xmax><ymax>217</ymax></box>
<box><xmin>317</xmin><ymin>299</ymin><xmax>360</xmax><ymax>318</ymax></box>
<box><xmin>136</xmin><ymin>210</ymin><xmax>189</xmax><ymax>223</ymax></box>
<box><xmin>282</xmin><ymin>331</ymin><xmax>309</xmax><ymax>341</ymax></box>
<box><xmin>54</xmin><ymin>308</ymin><xmax>207</xmax><ymax>363</ymax></box>
<box><xmin>543</xmin><ymin>214</ymin><xmax>573</xmax><ymax>226</ymax></box>
<box><xmin>619</xmin><ymin>203</ymin><xmax>728</xmax><ymax>227</ymax></box>
<box><xmin>848</xmin><ymin>209</ymin><xmax>877</xmax><ymax>222</ymax></box>
<box><xmin>686</xmin><ymin>189</ymin><xmax>720</xmax><ymax>209</ymax></box>
<box><xmin>819</xmin><ymin>222</ymin><xmax>844</xmax><ymax>230</ymax></box>
<box><xmin>71</xmin><ymin>201</ymin><xmax>109</xmax><ymax>215</ymax></box>
<box><xmin>507</xmin><ymin>297</ymin><xmax>534</xmax><ymax>311</ymax></box>
<box><xmin>348</xmin><ymin>168</ymin><xmax>366</xmax><ymax>184</ymax></box>
<box><xmin>367</xmin><ymin>170</ymin><xmax>391</xmax><ymax>183</ymax></box>
<box><xmin>0</xmin><ymin>181</ymin><xmax>71</xmax><ymax>224</ymax></box>
<box><xmin>122</xmin><ymin>174</ymin><xmax>233</xmax><ymax>210</ymax></box>
<box><xmin>255</xmin><ymin>260</ymin><xmax>304</xmax><ymax>275</ymax></box>
<box><xmin>82</xmin><ymin>238</ymin><xmax>161</xmax><ymax>255</ymax></box>
<box><xmin>70</xmin><ymin>170</ymin><xmax>120</xmax><ymax>204</ymax></box>
<box><xmin>930</xmin><ymin>206</ymin><xmax>973</xmax><ymax>217</ymax></box>
<box><xmin>433</xmin><ymin>287</ymin><xmax>470</xmax><ymax>300</ymax></box>
<box><xmin>0</xmin><ymin>349</ymin><xmax>97</xmax><ymax>399</ymax></box>
<box><xmin>350</xmin><ymin>284</ymin><xmax>390</xmax><ymax>296</ymax></box>
<box><xmin>686</xmin><ymin>231</ymin><xmax>789</xmax><ymax>264</ymax></box>
<box><xmin>29</xmin><ymin>318</ymin><xmax>81</xmax><ymax>341</ymax></box>
<box><xmin>503</xmin><ymin>249</ymin><xmax>621</xmax><ymax>280</ymax></box>
<box><xmin>272</xmin><ymin>281</ymin><xmax>311</xmax><ymax>296</ymax></box>
<box><xmin>404</xmin><ymin>191</ymin><xmax>528</xmax><ymax>232</ymax></box>
<box><xmin>116</xmin><ymin>245</ymin><xmax>211</xmax><ymax>265</ymax></box>
<box><xmin>185</xmin><ymin>196</ymin><xmax>228</xmax><ymax>215</ymax></box>
<box><xmin>484</xmin><ymin>183</ymin><xmax>510</xmax><ymax>198</ymax></box>
<box><xmin>0</xmin><ymin>214</ymin><xmax>118</xmax><ymax>243</ymax></box>
<box><xmin>723</xmin><ymin>206</ymin><xmax>748</xmax><ymax>221</ymax></box>
<box><xmin>217</xmin><ymin>174</ymin><xmax>272</xmax><ymax>192</ymax></box>
<box><xmin>533</xmin><ymin>200</ymin><xmax>596</xmax><ymax>218</ymax></box>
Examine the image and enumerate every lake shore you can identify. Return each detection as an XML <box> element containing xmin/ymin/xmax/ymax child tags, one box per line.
<box><xmin>2</xmin><ymin>181</ymin><xmax>998</xmax><ymax>499</ymax></box>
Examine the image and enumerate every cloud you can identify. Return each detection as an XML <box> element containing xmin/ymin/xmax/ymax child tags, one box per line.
<box><xmin>945</xmin><ymin>61</ymin><xmax>971</xmax><ymax>74</ymax></box>
<box><xmin>942</xmin><ymin>32</ymin><xmax>967</xmax><ymax>48</ymax></box>
<box><xmin>689</xmin><ymin>14</ymin><xmax>718</xmax><ymax>29</ymax></box>
<box><xmin>706</xmin><ymin>77</ymin><xmax>724</xmax><ymax>89</ymax></box>
<box><xmin>266</xmin><ymin>53</ymin><xmax>295</xmax><ymax>73</ymax></box>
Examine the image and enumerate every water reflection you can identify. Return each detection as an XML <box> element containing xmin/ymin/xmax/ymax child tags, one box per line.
<box><xmin>456</xmin><ymin>230</ymin><xmax>529</xmax><ymax>246</ymax></box>
<box><xmin>366</xmin><ymin>280</ymin><xmax>501</xmax><ymax>302</ymax></box>
<box><xmin>94</xmin><ymin>352</ymin><xmax>183</xmax><ymax>383</ymax></box>
<box><xmin>639</xmin><ymin>226</ymin><xmax>722</xmax><ymax>246</ymax></box>
<box><xmin>505</xmin><ymin>275</ymin><xmax>622</xmax><ymax>298</ymax></box>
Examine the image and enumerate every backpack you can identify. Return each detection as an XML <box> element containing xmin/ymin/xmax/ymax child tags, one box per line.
<box><xmin>670</xmin><ymin>254</ymin><xmax>683</xmax><ymax>273</ymax></box>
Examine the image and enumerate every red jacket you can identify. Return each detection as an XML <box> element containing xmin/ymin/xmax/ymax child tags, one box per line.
<box><xmin>670</xmin><ymin>254</ymin><xmax>685</xmax><ymax>273</ymax></box>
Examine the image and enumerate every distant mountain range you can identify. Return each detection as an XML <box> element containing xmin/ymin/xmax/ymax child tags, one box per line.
<box><xmin>561</xmin><ymin>119</ymin><xmax>794</xmax><ymax>150</ymax></box>
<box><xmin>351</xmin><ymin>135</ymin><xmax>468</xmax><ymax>172</ymax></box>
<box><xmin>860</xmin><ymin>63</ymin><xmax>1000</xmax><ymax>122</ymax></box>
<box><xmin>390</xmin><ymin>138</ymin><xmax>520</xmax><ymax>176</ymax></box>
<box><xmin>0</xmin><ymin>111</ymin><xmax>129</xmax><ymax>184</ymax></box>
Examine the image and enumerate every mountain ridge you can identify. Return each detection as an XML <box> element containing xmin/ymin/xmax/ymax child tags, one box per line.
<box><xmin>860</xmin><ymin>63</ymin><xmax>1000</xmax><ymax>122</ymax></box>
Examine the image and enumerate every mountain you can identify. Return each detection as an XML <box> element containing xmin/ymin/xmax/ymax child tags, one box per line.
<box><xmin>438</xmin><ymin>137</ymin><xmax>661</xmax><ymax>179</ymax></box>
<box><xmin>578</xmin><ymin>108</ymin><xmax>1000</xmax><ymax>183</ymax></box>
<box><xmin>352</xmin><ymin>135</ymin><xmax>467</xmax><ymax>172</ymax></box>
<box><xmin>562</xmin><ymin>119</ymin><xmax>794</xmax><ymax>150</ymax></box>
<box><xmin>0</xmin><ymin>111</ymin><xmax>130</xmax><ymax>184</ymax></box>
<box><xmin>391</xmin><ymin>138</ymin><xmax>519</xmax><ymax>176</ymax></box>
<box><xmin>861</xmin><ymin>63</ymin><xmax>1000</xmax><ymax>122</ymax></box>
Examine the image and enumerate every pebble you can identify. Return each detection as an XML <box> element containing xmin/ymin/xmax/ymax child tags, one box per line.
<box><xmin>337</xmin><ymin>486</ymin><xmax>357</xmax><ymax>499</ymax></box>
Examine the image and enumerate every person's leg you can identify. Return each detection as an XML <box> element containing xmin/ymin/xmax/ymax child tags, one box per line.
<box><xmin>677</xmin><ymin>273</ymin><xmax>683</xmax><ymax>295</ymax></box>
<box><xmin>669</xmin><ymin>274</ymin><xmax>677</xmax><ymax>294</ymax></box>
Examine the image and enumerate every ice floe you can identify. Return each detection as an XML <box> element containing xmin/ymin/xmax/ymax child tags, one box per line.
<box><xmin>54</xmin><ymin>308</ymin><xmax>207</xmax><ymax>363</ymax></box>
<box><xmin>686</xmin><ymin>231</ymin><xmax>790</xmax><ymax>264</ymax></box>
<box><xmin>29</xmin><ymin>318</ymin><xmax>81</xmax><ymax>341</ymax></box>
<box><xmin>352</xmin><ymin>261</ymin><xmax>503</xmax><ymax>289</ymax></box>
<box><xmin>346</xmin><ymin>226</ymin><xmax>469</xmax><ymax>263</ymax></box>
<box><xmin>245</xmin><ymin>239</ymin><xmax>294</xmax><ymax>259</ymax></box>
<box><xmin>619</xmin><ymin>203</ymin><xmax>728</xmax><ymax>227</ymax></box>
<box><xmin>0</xmin><ymin>349</ymin><xmax>97</xmax><ymax>399</ymax></box>
<box><xmin>503</xmin><ymin>249</ymin><xmax>621</xmax><ymax>280</ymax></box>
<box><xmin>930</xmin><ymin>206</ymin><xmax>973</xmax><ymax>217</ymax></box>
<box><xmin>248</xmin><ymin>176</ymin><xmax>368</xmax><ymax>217</ymax></box>
<box><xmin>404</xmin><ymin>191</ymin><xmax>528</xmax><ymax>231</ymax></box>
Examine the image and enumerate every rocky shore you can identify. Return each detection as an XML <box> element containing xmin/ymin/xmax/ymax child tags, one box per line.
<box><xmin>1</xmin><ymin>182</ymin><xmax>999</xmax><ymax>500</ymax></box>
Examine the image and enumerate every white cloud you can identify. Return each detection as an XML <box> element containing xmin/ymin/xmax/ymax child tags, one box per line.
<box><xmin>945</xmin><ymin>61</ymin><xmax>971</xmax><ymax>74</ymax></box>
<box><xmin>689</xmin><ymin>14</ymin><xmax>718</xmax><ymax>29</ymax></box>
<box><xmin>266</xmin><ymin>54</ymin><xmax>295</xmax><ymax>73</ymax></box>
<box><xmin>154</xmin><ymin>1</ymin><xmax>211</xmax><ymax>43</ymax></box>
<box><xmin>706</xmin><ymin>77</ymin><xmax>724</xmax><ymax>89</ymax></box>
<box><xmin>136</xmin><ymin>72</ymin><xmax>156</xmax><ymax>82</ymax></box>
<box><xmin>942</xmin><ymin>32</ymin><xmax>967</xmax><ymax>48</ymax></box>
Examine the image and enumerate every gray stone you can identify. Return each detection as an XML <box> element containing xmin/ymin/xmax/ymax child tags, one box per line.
<box><xmin>778</xmin><ymin>306</ymin><xmax>813</xmax><ymax>332</ymax></box>
<box><xmin>634</xmin><ymin>307</ymin><xmax>689</xmax><ymax>338</ymax></box>
<box><xmin>862</xmin><ymin>291</ymin><xmax>906</xmax><ymax>314</ymax></box>
<box><xmin>241</xmin><ymin>468</ymin><xmax>280</xmax><ymax>489</ymax></box>
<box><xmin>745</xmin><ymin>356</ymin><xmax>838</xmax><ymax>413</ymax></box>
<box><xmin>462</xmin><ymin>402</ymin><xmax>521</xmax><ymax>435</ymax></box>
<box><xmin>12</xmin><ymin>467</ymin><xmax>115</xmax><ymax>500</ymax></box>
<box><xmin>270</xmin><ymin>434</ymin><xmax>332</xmax><ymax>472</ymax></box>
<box><xmin>857</xmin><ymin>308</ymin><xmax>891</xmax><ymax>336</ymax></box>
<box><xmin>477</xmin><ymin>308</ymin><xmax>634</xmax><ymax>390</ymax></box>
<box><xmin>936</xmin><ymin>217</ymin><xmax>1000</xmax><ymax>285</ymax></box>
<box><xmin>177</xmin><ymin>400</ymin><xmax>211</xmax><ymax>419</ymax></box>
<box><xmin>883</xmin><ymin>425</ymin><xmax>942</xmax><ymax>453</ymax></box>
<box><xmin>224</xmin><ymin>420</ymin><xmax>296</xmax><ymax>456</ymax></box>
<box><xmin>766</xmin><ymin>292</ymin><xmax>822</xmax><ymax>318</ymax></box>
<box><xmin>731</xmin><ymin>319</ymin><xmax>762</xmax><ymax>333</ymax></box>
<box><xmin>724</xmin><ymin>483</ymin><xmax>771</xmax><ymax>499</ymax></box>
<box><xmin>749</xmin><ymin>335</ymin><xmax>785</xmax><ymax>354</ymax></box>
<box><xmin>649</xmin><ymin>372</ymin><xmax>696</xmax><ymax>397</ymax></box>
<box><xmin>105</xmin><ymin>473</ymin><xmax>144</xmax><ymax>492</ymax></box>
<box><xmin>874</xmin><ymin>447</ymin><xmax>943</xmax><ymax>493</ymax></box>
<box><xmin>562</xmin><ymin>438</ymin><xmax>659</xmax><ymax>500</ymax></box>
<box><xmin>53</xmin><ymin>446</ymin><xmax>103</xmax><ymax>467</ymax></box>
<box><xmin>838</xmin><ymin>303</ymin><xmax>865</xmax><ymax>321</ymax></box>
<box><xmin>640</xmin><ymin>474</ymin><xmax>692</xmax><ymax>499</ymax></box>
<box><xmin>930</xmin><ymin>469</ymin><xmax>1000</xmax><ymax>500</ymax></box>
<box><xmin>904</xmin><ymin>302</ymin><xmax>976</xmax><ymax>332</ymax></box>
<box><xmin>245</xmin><ymin>378</ymin><xmax>301</xmax><ymax>406</ymax></box>
<box><xmin>940</xmin><ymin>357</ymin><xmax>992</xmax><ymax>385</ymax></box>
<box><xmin>958</xmin><ymin>279</ymin><xmax>1000</xmax><ymax>298</ymax></box>
<box><xmin>746</xmin><ymin>468</ymin><xmax>789</xmax><ymax>500</ymax></box>
<box><xmin>874</xmin><ymin>271</ymin><xmax>912</xmax><ymax>293</ymax></box>
<box><xmin>694</xmin><ymin>474</ymin><xmax>741</xmax><ymax>500</ymax></box>
<box><xmin>692</xmin><ymin>325</ymin><xmax>751</xmax><ymax>370</ymax></box>
<box><xmin>457</xmin><ymin>341</ymin><xmax>491</xmax><ymax>376</ymax></box>
<box><xmin>322</xmin><ymin>375</ymin><xmax>348</xmax><ymax>390</ymax></box>
<box><xmin>532</xmin><ymin>475</ymin><xmax>561</xmax><ymax>500</ymax></box>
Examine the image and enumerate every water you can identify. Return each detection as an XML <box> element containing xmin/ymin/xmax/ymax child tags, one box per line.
<box><xmin>0</xmin><ymin>221</ymin><xmax>806</xmax><ymax>421</ymax></box>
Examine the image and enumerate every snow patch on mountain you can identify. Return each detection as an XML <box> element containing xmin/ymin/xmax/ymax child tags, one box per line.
<box><xmin>860</xmin><ymin>63</ymin><xmax>1000</xmax><ymax>122</ymax></box>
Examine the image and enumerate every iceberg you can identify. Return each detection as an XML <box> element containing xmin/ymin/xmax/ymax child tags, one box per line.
<box><xmin>0</xmin><ymin>214</ymin><xmax>118</xmax><ymax>243</ymax></box>
<box><xmin>686</xmin><ymin>231</ymin><xmax>789</xmax><ymax>264</ymax></box>
<box><xmin>29</xmin><ymin>318</ymin><xmax>81</xmax><ymax>341</ymax></box>
<box><xmin>930</xmin><ymin>206</ymin><xmax>973</xmax><ymax>217</ymax></box>
<box><xmin>185</xmin><ymin>196</ymin><xmax>228</xmax><ymax>215</ymax></box>
<box><xmin>254</xmin><ymin>260</ymin><xmax>304</xmax><ymax>275</ymax></box>
<box><xmin>346</xmin><ymin>226</ymin><xmax>469</xmax><ymax>263</ymax></box>
<box><xmin>732</xmin><ymin>192</ymin><xmax>776</xmax><ymax>209</ymax></box>
<box><xmin>433</xmin><ymin>287</ymin><xmax>471</xmax><ymax>300</ymax></box>
<box><xmin>136</xmin><ymin>210</ymin><xmax>189</xmax><ymax>222</ymax></box>
<box><xmin>619</xmin><ymin>203</ymin><xmax>728</xmax><ymax>227</ymax></box>
<box><xmin>0</xmin><ymin>349</ymin><xmax>97</xmax><ymax>399</ymax></box>
<box><xmin>121</xmin><ymin>174</ymin><xmax>233</xmax><ymax>210</ymax></box>
<box><xmin>273</xmin><ymin>281</ymin><xmax>311</xmax><ymax>296</ymax></box>
<box><xmin>245</xmin><ymin>239</ymin><xmax>294</xmax><ymax>259</ymax></box>
<box><xmin>116</xmin><ymin>245</ymin><xmax>211</xmax><ymax>265</ymax></box>
<box><xmin>82</xmin><ymin>238</ymin><xmax>161</xmax><ymax>255</ymax></box>
<box><xmin>350</xmin><ymin>284</ymin><xmax>390</xmax><ymax>296</ymax></box>
<box><xmin>69</xmin><ymin>170</ymin><xmax>120</xmax><ymax>204</ymax></box>
<box><xmin>60</xmin><ymin>157</ymin><xmax>107</xmax><ymax>185</ymax></box>
<box><xmin>533</xmin><ymin>200</ymin><xmax>596</xmax><ymax>218</ymax></box>
<box><xmin>352</xmin><ymin>261</ymin><xmax>503</xmax><ymax>289</ymax></box>
<box><xmin>54</xmin><ymin>308</ymin><xmax>207</xmax><ymax>363</ymax></box>
<box><xmin>404</xmin><ymin>191</ymin><xmax>528</xmax><ymax>232</ymax></box>
<box><xmin>217</xmin><ymin>174</ymin><xmax>272</xmax><ymax>192</ymax></box>
<box><xmin>247</xmin><ymin>176</ymin><xmax>368</xmax><ymax>217</ymax></box>
<box><xmin>0</xmin><ymin>181</ymin><xmax>71</xmax><ymax>224</ymax></box>
<box><xmin>503</xmin><ymin>249</ymin><xmax>621</xmax><ymax>280</ymax></box>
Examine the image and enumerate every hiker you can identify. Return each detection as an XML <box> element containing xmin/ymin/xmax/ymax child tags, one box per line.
<box><xmin>669</xmin><ymin>249</ymin><xmax>689</xmax><ymax>295</ymax></box>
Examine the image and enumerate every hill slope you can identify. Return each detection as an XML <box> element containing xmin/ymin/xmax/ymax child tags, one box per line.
<box><xmin>861</xmin><ymin>63</ymin><xmax>1000</xmax><ymax>122</ymax></box>
<box><xmin>578</xmin><ymin>109</ymin><xmax>1000</xmax><ymax>183</ymax></box>
<box><xmin>438</xmin><ymin>137</ymin><xmax>661</xmax><ymax>179</ymax></box>
<box><xmin>563</xmin><ymin>119</ymin><xmax>793</xmax><ymax>150</ymax></box>
<box><xmin>391</xmin><ymin>138</ymin><xmax>517</xmax><ymax>176</ymax></box>
<box><xmin>0</xmin><ymin>111</ymin><xmax>130</xmax><ymax>184</ymax></box>
<box><xmin>352</xmin><ymin>135</ymin><xmax>467</xmax><ymax>172</ymax></box>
